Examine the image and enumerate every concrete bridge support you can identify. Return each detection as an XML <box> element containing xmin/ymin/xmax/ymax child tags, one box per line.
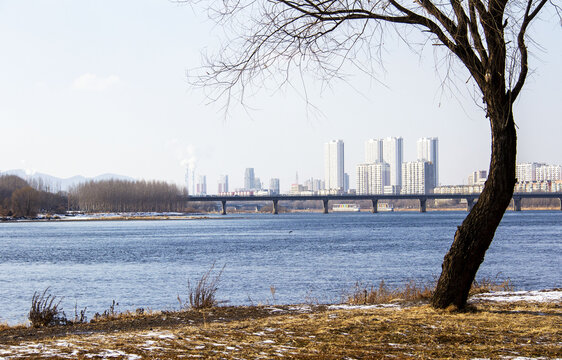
<box><xmin>221</xmin><ymin>200</ymin><xmax>227</xmax><ymax>215</ymax></box>
<box><xmin>371</xmin><ymin>198</ymin><xmax>378</xmax><ymax>213</ymax></box>
<box><xmin>559</xmin><ymin>197</ymin><xmax>562</xmax><ymax>211</ymax></box>
<box><xmin>322</xmin><ymin>198</ymin><xmax>329</xmax><ymax>214</ymax></box>
<box><xmin>272</xmin><ymin>199</ymin><xmax>279</xmax><ymax>215</ymax></box>
<box><xmin>513</xmin><ymin>197</ymin><xmax>522</xmax><ymax>212</ymax></box>
<box><xmin>419</xmin><ymin>198</ymin><xmax>427</xmax><ymax>213</ymax></box>
<box><xmin>466</xmin><ymin>198</ymin><xmax>475</xmax><ymax>212</ymax></box>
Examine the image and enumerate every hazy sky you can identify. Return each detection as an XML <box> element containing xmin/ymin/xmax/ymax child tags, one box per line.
<box><xmin>0</xmin><ymin>1</ymin><xmax>560</xmax><ymax>193</ymax></box>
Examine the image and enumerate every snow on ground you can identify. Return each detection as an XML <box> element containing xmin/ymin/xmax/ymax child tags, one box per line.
<box><xmin>470</xmin><ymin>290</ymin><xmax>562</xmax><ymax>303</ymax></box>
<box><xmin>327</xmin><ymin>304</ymin><xmax>401</xmax><ymax>310</ymax></box>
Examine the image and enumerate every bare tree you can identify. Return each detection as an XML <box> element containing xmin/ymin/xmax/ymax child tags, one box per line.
<box><xmin>184</xmin><ymin>0</ymin><xmax>560</xmax><ymax>309</ymax></box>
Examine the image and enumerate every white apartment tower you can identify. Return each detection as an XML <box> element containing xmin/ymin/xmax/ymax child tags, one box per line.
<box><xmin>365</xmin><ymin>139</ymin><xmax>383</xmax><ymax>163</ymax></box>
<box><xmin>356</xmin><ymin>162</ymin><xmax>390</xmax><ymax>195</ymax></box>
<box><xmin>324</xmin><ymin>140</ymin><xmax>345</xmax><ymax>191</ymax></box>
<box><xmin>244</xmin><ymin>168</ymin><xmax>255</xmax><ymax>190</ymax></box>
<box><xmin>382</xmin><ymin>137</ymin><xmax>403</xmax><ymax>187</ymax></box>
<box><xmin>217</xmin><ymin>175</ymin><xmax>229</xmax><ymax>194</ymax></box>
<box><xmin>401</xmin><ymin>161</ymin><xmax>434</xmax><ymax>194</ymax></box>
<box><xmin>417</xmin><ymin>137</ymin><xmax>439</xmax><ymax>187</ymax></box>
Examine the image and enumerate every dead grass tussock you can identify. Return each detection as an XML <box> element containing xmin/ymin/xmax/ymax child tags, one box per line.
<box><xmin>346</xmin><ymin>280</ymin><xmax>433</xmax><ymax>305</ymax></box>
<box><xmin>28</xmin><ymin>288</ymin><xmax>66</xmax><ymax>327</ymax></box>
<box><xmin>470</xmin><ymin>275</ymin><xmax>514</xmax><ymax>295</ymax></box>
<box><xmin>3</xmin><ymin>301</ymin><xmax>559</xmax><ymax>359</ymax></box>
<box><xmin>347</xmin><ymin>276</ymin><xmax>514</xmax><ymax>306</ymax></box>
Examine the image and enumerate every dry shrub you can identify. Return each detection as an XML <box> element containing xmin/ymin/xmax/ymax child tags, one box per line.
<box><xmin>180</xmin><ymin>264</ymin><xmax>225</xmax><ymax>310</ymax></box>
<box><xmin>28</xmin><ymin>288</ymin><xmax>66</xmax><ymax>327</ymax></box>
<box><xmin>347</xmin><ymin>275</ymin><xmax>514</xmax><ymax>305</ymax></box>
<box><xmin>346</xmin><ymin>280</ymin><xmax>433</xmax><ymax>305</ymax></box>
<box><xmin>92</xmin><ymin>300</ymin><xmax>119</xmax><ymax>322</ymax></box>
<box><xmin>470</xmin><ymin>275</ymin><xmax>514</xmax><ymax>295</ymax></box>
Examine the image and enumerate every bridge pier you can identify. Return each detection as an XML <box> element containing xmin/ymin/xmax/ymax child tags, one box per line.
<box><xmin>322</xmin><ymin>198</ymin><xmax>329</xmax><ymax>214</ymax></box>
<box><xmin>513</xmin><ymin>197</ymin><xmax>522</xmax><ymax>212</ymax></box>
<box><xmin>466</xmin><ymin>197</ymin><xmax>475</xmax><ymax>212</ymax></box>
<box><xmin>272</xmin><ymin>199</ymin><xmax>279</xmax><ymax>215</ymax></box>
<box><xmin>221</xmin><ymin>200</ymin><xmax>227</xmax><ymax>215</ymax></box>
<box><xmin>419</xmin><ymin>198</ymin><xmax>427</xmax><ymax>213</ymax></box>
<box><xmin>371</xmin><ymin>198</ymin><xmax>378</xmax><ymax>213</ymax></box>
<box><xmin>559</xmin><ymin>197</ymin><xmax>562</xmax><ymax>211</ymax></box>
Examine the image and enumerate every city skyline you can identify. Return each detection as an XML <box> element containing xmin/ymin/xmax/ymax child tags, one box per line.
<box><xmin>0</xmin><ymin>2</ymin><xmax>560</xmax><ymax>193</ymax></box>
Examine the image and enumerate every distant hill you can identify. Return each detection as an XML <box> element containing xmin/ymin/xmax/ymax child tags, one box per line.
<box><xmin>0</xmin><ymin>170</ymin><xmax>135</xmax><ymax>192</ymax></box>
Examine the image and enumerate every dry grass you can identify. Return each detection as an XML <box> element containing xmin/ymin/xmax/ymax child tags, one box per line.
<box><xmin>470</xmin><ymin>275</ymin><xmax>514</xmax><ymax>295</ymax></box>
<box><xmin>178</xmin><ymin>263</ymin><xmax>225</xmax><ymax>310</ymax></box>
<box><xmin>2</xmin><ymin>300</ymin><xmax>560</xmax><ymax>359</ymax></box>
<box><xmin>346</xmin><ymin>276</ymin><xmax>514</xmax><ymax>306</ymax></box>
<box><xmin>28</xmin><ymin>288</ymin><xmax>66</xmax><ymax>327</ymax></box>
<box><xmin>346</xmin><ymin>280</ymin><xmax>434</xmax><ymax>305</ymax></box>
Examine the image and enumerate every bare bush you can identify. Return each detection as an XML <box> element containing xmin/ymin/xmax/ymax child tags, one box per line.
<box><xmin>179</xmin><ymin>264</ymin><xmax>225</xmax><ymax>310</ymax></box>
<box><xmin>28</xmin><ymin>288</ymin><xmax>66</xmax><ymax>327</ymax></box>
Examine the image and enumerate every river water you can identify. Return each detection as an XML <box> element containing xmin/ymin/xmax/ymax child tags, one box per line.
<box><xmin>0</xmin><ymin>211</ymin><xmax>560</xmax><ymax>324</ymax></box>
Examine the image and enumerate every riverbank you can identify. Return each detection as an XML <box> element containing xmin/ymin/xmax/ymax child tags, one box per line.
<box><xmin>1</xmin><ymin>290</ymin><xmax>560</xmax><ymax>359</ymax></box>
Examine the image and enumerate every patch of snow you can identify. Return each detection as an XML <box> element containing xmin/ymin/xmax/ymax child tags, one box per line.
<box><xmin>327</xmin><ymin>304</ymin><xmax>401</xmax><ymax>310</ymax></box>
<box><xmin>261</xmin><ymin>340</ymin><xmax>275</xmax><ymax>344</ymax></box>
<box><xmin>288</xmin><ymin>305</ymin><xmax>312</xmax><ymax>312</ymax></box>
<box><xmin>85</xmin><ymin>349</ymin><xmax>139</xmax><ymax>359</ymax></box>
<box><xmin>470</xmin><ymin>290</ymin><xmax>562</xmax><ymax>303</ymax></box>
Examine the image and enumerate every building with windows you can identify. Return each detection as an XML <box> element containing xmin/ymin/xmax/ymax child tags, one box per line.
<box><xmin>417</xmin><ymin>137</ymin><xmax>439</xmax><ymax>187</ymax></box>
<box><xmin>195</xmin><ymin>175</ymin><xmax>207</xmax><ymax>195</ymax></box>
<box><xmin>535</xmin><ymin>164</ymin><xmax>561</xmax><ymax>182</ymax></box>
<box><xmin>217</xmin><ymin>175</ymin><xmax>229</xmax><ymax>194</ymax></box>
<box><xmin>468</xmin><ymin>170</ymin><xmax>487</xmax><ymax>185</ymax></box>
<box><xmin>324</xmin><ymin>140</ymin><xmax>345</xmax><ymax>192</ymax></box>
<box><xmin>269</xmin><ymin>178</ymin><xmax>280</xmax><ymax>195</ymax></box>
<box><xmin>244</xmin><ymin>168</ymin><xmax>255</xmax><ymax>190</ymax></box>
<box><xmin>356</xmin><ymin>162</ymin><xmax>390</xmax><ymax>195</ymax></box>
<box><xmin>382</xmin><ymin>137</ymin><xmax>403</xmax><ymax>187</ymax></box>
<box><xmin>401</xmin><ymin>161</ymin><xmax>434</xmax><ymax>194</ymax></box>
<box><xmin>365</xmin><ymin>139</ymin><xmax>383</xmax><ymax>163</ymax></box>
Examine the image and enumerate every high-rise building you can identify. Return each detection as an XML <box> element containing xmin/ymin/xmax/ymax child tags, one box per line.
<box><xmin>324</xmin><ymin>140</ymin><xmax>345</xmax><ymax>191</ymax></box>
<box><xmin>195</xmin><ymin>175</ymin><xmax>207</xmax><ymax>195</ymax></box>
<box><xmin>401</xmin><ymin>161</ymin><xmax>434</xmax><ymax>194</ymax></box>
<box><xmin>269</xmin><ymin>178</ymin><xmax>280</xmax><ymax>194</ymax></box>
<box><xmin>356</xmin><ymin>162</ymin><xmax>390</xmax><ymax>195</ymax></box>
<box><xmin>365</xmin><ymin>139</ymin><xmax>383</xmax><ymax>163</ymax></box>
<box><xmin>417</xmin><ymin>137</ymin><xmax>439</xmax><ymax>187</ymax></box>
<box><xmin>534</xmin><ymin>164</ymin><xmax>561</xmax><ymax>182</ymax></box>
<box><xmin>516</xmin><ymin>163</ymin><xmax>540</xmax><ymax>182</ymax></box>
<box><xmin>244</xmin><ymin>168</ymin><xmax>255</xmax><ymax>190</ymax></box>
<box><xmin>382</xmin><ymin>137</ymin><xmax>403</xmax><ymax>187</ymax></box>
<box><xmin>218</xmin><ymin>175</ymin><xmax>229</xmax><ymax>193</ymax></box>
<box><xmin>468</xmin><ymin>170</ymin><xmax>487</xmax><ymax>185</ymax></box>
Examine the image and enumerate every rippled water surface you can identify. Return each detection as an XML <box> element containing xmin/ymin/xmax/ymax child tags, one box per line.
<box><xmin>1</xmin><ymin>211</ymin><xmax>560</xmax><ymax>324</ymax></box>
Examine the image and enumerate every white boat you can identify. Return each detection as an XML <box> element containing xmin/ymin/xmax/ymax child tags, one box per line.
<box><xmin>377</xmin><ymin>203</ymin><xmax>394</xmax><ymax>212</ymax></box>
<box><xmin>332</xmin><ymin>204</ymin><xmax>360</xmax><ymax>212</ymax></box>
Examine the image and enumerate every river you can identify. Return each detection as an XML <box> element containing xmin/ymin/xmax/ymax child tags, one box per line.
<box><xmin>0</xmin><ymin>211</ymin><xmax>560</xmax><ymax>324</ymax></box>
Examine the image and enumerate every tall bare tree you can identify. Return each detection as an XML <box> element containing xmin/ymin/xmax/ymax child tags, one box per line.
<box><xmin>184</xmin><ymin>0</ymin><xmax>560</xmax><ymax>309</ymax></box>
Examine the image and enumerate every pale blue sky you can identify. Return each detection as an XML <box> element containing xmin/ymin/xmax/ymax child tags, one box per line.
<box><xmin>0</xmin><ymin>1</ymin><xmax>560</xmax><ymax>193</ymax></box>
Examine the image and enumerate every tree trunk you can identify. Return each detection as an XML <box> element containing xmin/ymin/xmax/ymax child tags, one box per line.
<box><xmin>432</xmin><ymin>100</ymin><xmax>517</xmax><ymax>309</ymax></box>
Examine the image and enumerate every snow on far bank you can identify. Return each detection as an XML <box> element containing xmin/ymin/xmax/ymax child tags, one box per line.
<box><xmin>469</xmin><ymin>289</ymin><xmax>562</xmax><ymax>303</ymax></box>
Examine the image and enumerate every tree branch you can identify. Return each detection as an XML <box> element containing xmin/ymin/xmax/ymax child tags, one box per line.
<box><xmin>511</xmin><ymin>0</ymin><xmax>548</xmax><ymax>101</ymax></box>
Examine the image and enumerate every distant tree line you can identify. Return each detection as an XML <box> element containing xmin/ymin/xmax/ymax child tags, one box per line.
<box><xmin>69</xmin><ymin>179</ymin><xmax>187</xmax><ymax>213</ymax></box>
<box><xmin>0</xmin><ymin>175</ymin><xmax>67</xmax><ymax>217</ymax></box>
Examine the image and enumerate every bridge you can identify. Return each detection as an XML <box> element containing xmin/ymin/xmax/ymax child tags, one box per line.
<box><xmin>182</xmin><ymin>192</ymin><xmax>562</xmax><ymax>215</ymax></box>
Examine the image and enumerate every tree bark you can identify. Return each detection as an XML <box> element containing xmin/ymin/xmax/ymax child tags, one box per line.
<box><xmin>432</xmin><ymin>98</ymin><xmax>517</xmax><ymax>309</ymax></box>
